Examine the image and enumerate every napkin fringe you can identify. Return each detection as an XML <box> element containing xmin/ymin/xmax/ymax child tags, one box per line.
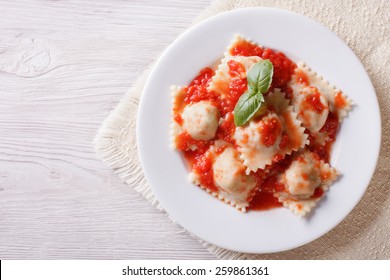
<box><xmin>94</xmin><ymin>70</ymin><xmax>163</xmax><ymax>211</ymax></box>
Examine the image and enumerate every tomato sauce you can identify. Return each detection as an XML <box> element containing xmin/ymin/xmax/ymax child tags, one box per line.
<box><xmin>250</xmin><ymin>191</ymin><xmax>282</xmax><ymax>210</ymax></box>
<box><xmin>258</xmin><ymin>117</ymin><xmax>282</xmax><ymax>147</ymax></box>
<box><xmin>176</xmin><ymin>40</ymin><xmax>338</xmax><ymax>211</ymax></box>
<box><xmin>177</xmin><ymin>131</ymin><xmax>210</xmax><ymax>153</ymax></box>
<box><xmin>216</xmin><ymin>112</ymin><xmax>235</xmax><ymax>144</ymax></box>
<box><xmin>173</xmin><ymin>113</ymin><xmax>183</xmax><ymax>125</ymax></box>
<box><xmin>311</xmin><ymin>187</ymin><xmax>324</xmax><ymax>199</ymax></box>
<box><xmin>308</xmin><ymin>111</ymin><xmax>339</xmax><ymax>162</ymax></box>
<box><xmin>281</xmin><ymin>111</ymin><xmax>303</xmax><ymax>149</ymax></box>
<box><xmin>191</xmin><ymin>152</ymin><xmax>218</xmax><ymax>192</ymax></box>
<box><xmin>184</xmin><ymin>67</ymin><xmax>216</xmax><ymax>104</ymax></box>
<box><xmin>334</xmin><ymin>91</ymin><xmax>347</xmax><ymax>109</ymax></box>
<box><xmin>250</xmin><ymin>173</ymin><xmax>285</xmax><ymax>210</ymax></box>
<box><xmin>295</xmin><ymin>69</ymin><xmax>309</xmax><ymax>85</ymax></box>
<box><xmin>303</xmin><ymin>89</ymin><xmax>327</xmax><ymax>113</ymax></box>
<box><xmin>228</xmin><ymin>77</ymin><xmax>247</xmax><ymax>104</ymax></box>
<box><xmin>227</xmin><ymin>60</ymin><xmax>248</xmax><ymax>110</ymax></box>
<box><xmin>279</xmin><ymin>134</ymin><xmax>289</xmax><ymax>149</ymax></box>
<box><xmin>229</xmin><ymin>40</ymin><xmax>296</xmax><ymax>91</ymax></box>
<box><xmin>320</xmin><ymin>111</ymin><xmax>339</xmax><ymax>141</ymax></box>
<box><xmin>227</xmin><ymin>60</ymin><xmax>246</xmax><ymax>78</ymax></box>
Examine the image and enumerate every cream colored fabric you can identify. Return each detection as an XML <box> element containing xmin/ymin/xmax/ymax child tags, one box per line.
<box><xmin>94</xmin><ymin>0</ymin><xmax>390</xmax><ymax>259</ymax></box>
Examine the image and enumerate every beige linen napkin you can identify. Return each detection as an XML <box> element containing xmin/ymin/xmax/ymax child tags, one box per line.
<box><xmin>95</xmin><ymin>0</ymin><xmax>390</xmax><ymax>259</ymax></box>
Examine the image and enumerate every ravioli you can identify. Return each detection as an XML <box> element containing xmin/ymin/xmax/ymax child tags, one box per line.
<box><xmin>293</xmin><ymin>86</ymin><xmax>329</xmax><ymax>132</ymax></box>
<box><xmin>171</xmin><ymin>34</ymin><xmax>351</xmax><ymax>217</ymax></box>
<box><xmin>234</xmin><ymin>90</ymin><xmax>308</xmax><ymax>173</ymax></box>
<box><xmin>289</xmin><ymin>63</ymin><xmax>352</xmax><ymax>143</ymax></box>
<box><xmin>189</xmin><ymin>141</ymin><xmax>257</xmax><ymax>211</ymax></box>
<box><xmin>181</xmin><ymin>101</ymin><xmax>219</xmax><ymax>141</ymax></box>
<box><xmin>274</xmin><ymin>150</ymin><xmax>338</xmax><ymax>217</ymax></box>
<box><xmin>170</xmin><ymin>85</ymin><xmax>220</xmax><ymax>150</ymax></box>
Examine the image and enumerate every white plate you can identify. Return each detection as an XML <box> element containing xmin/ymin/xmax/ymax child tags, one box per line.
<box><xmin>137</xmin><ymin>8</ymin><xmax>381</xmax><ymax>253</ymax></box>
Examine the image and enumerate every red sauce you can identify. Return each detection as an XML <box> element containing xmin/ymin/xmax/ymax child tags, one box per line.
<box><xmin>281</xmin><ymin>111</ymin><xmax>303</xmax><ymax>149</ymax></box>
<box><xmin>229</xmin><ymin>40</ymin><xmax>296</xmax><ymax>90</ymax></box>
<box><xmin>279</xmin><ymin>134</ymin><xmax>289</xmax><ymax>149</ymax></box>
<box><xmin>309</xmin><ymin>111</ymin><xmax>339</xmax><ymax>162</ymax></box>
<box><xmin>261</xmin><ymin>174</ymin><xmax>286</xmax><ymax>192</ymax></box>
<box><xmin>173</xmin><ymin>113</ymin><xmax>183</xmax><ymax>125</ymax></box>
<box><xmin>227</xmin><ymin>60</ymin><xmax>246</xmax><ymax>78</ymax></box>
<box><xmin>230</xmin><ymin>40</ymin><xmax>264</xmax><ymax>57</ymax></box>
<box><xmin>311</xmin><ymin>187</ymin><xmax>324</xmax><ymax>199</ymax></box>
<box><xmin>176</xmin><ymin>131</ymin><xmax>209</xmax><ymax>153</ymax></box>
<box><xmin>335</xmin><ymin>91</ymin><xmax>347</xmax><ymax>108</ymax></box>
<box><xmin>216</xmin><ymin>112</ymin><xmax>236</xmax><ymax>144</ymax></box>
<box><xmin>252</xmin><ymin>156</ymin><xmax>294</xmax><ymax>206</ymax></box>
<box><xmin>320</xmin><ymin>111</ymin><xmax>339</xmax><ymax>141</ymax></box>
<box><xmin>303</xmin><ymin>89</ymin><xmax>326</xmax><ymax>113</ymax></box>
<box><xmin>228</xmin><ymin>77</ymin><xmax>247</xmax><ymax>105</ymax></box>
<box><xmin>250</xmin><ymin>191</ymin><xmax>282</xmax><ymax>210</ymax></box>
<box><xmin>258</xmin><ymin>117</ymin><xmax>282</xmax><ymax>147</ymax></box>
<box><xmin>191</xmin><ymin>152</ymin><xmax>218</xmax><ymax>192</ymax></box>
<box><xmin>249</xmin><ymin>173</ymin><xmax>286</xmax><ymax>210</ymax></box>
<box><xmin>184</xmin><ymin>67</ymin><xmax>216</xmax><ymax>104</ymax></box>
<box><xmin>189</xmin><ymin>67</ymin><xmax>214</xmax><ymax>87</ymax></box>
<box><xmin>296</xmin><ymin>69</ymin><xmax>309</xmax><ymax>85</ymax></box>
<box><xmin>272</xmin><ymin>153</ymin><xmax>284</xmax><ymax>163</ymax></box>
<box><xmin>285</xmin><ymin>86</ymin><xmax>293</xmax><ymax>99</ymax></box>
<box><xmin>227</xmin><ymin>60</ymin><xmax>248</xmax><ymax>105</ymax></box>
<box><xmin>309</xmin><ymin>142</ymin><xmax>331</xmax><ymax>163</ymax></box>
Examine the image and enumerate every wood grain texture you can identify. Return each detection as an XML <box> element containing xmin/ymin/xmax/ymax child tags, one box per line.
<box><xmin>0</xmin><ymin>0</ymin><xmax>214</xmax><ymax>259</ymax></box>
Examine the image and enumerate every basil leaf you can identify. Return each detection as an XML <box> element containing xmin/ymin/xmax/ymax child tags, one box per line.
<box><xmin>247</xmin><ymin>59</ymin><xmax>274</xmax><ymax>93</ymax></box>
<box><xmin>234</xmin><ymin>90</ymin><xmax>262</xmax><ymax>126</ymax></box>
<box><xmin>233</xmin><ymin>59</ymin><xmax>273</xmax><ymax>126</ymax></box>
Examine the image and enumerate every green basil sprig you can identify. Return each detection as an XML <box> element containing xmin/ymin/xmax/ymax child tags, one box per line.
<box><xmin>234</xmin><ymin>59</ymin><xmax>274</xmax><ymax>126</ymax></box>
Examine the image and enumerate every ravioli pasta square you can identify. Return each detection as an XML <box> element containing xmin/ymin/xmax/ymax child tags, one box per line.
<box><xmin>288</xmin><ymin>62</ymin><xmax>353</xmax><ymax>145</ymax></box>
<box><xmin>170</xmin><ymin>76</ymin><xmax>220</xmax><ymax>151</ymax></box>
<box><xmin>234</xmin><ymin>90</ymin><xmax>308</xmax><ymax>173</ymax></box>
<box><xmin>289</xmin><ymin>62</ymin><xmax>352</xmax><ymax>122</ymax></box>
<box><xmin>189</xmin><ymin>141</ymin><xmax>258</xmax><ymax>212</ymax></box>
<box><xmin>274</xmin><ymin>150</ymin><xmax>338</xmax><ymax>217</ymax></box>
<box><xmin>170</xmin><ymin>34</ymin><xmax>351</xmax><ymax>216</ymax></box>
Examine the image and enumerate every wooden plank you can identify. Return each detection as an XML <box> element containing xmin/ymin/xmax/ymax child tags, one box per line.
<box><xmin>0</xmin><ymin>0</ymin><xmax>214</xmax><ymax>259</ymax></box>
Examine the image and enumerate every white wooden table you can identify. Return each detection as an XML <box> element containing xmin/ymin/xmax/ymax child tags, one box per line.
<box><xmin>0</xmin><ymin>0</ymin><xmax>215</xmax><ymax>259</ymax></box>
